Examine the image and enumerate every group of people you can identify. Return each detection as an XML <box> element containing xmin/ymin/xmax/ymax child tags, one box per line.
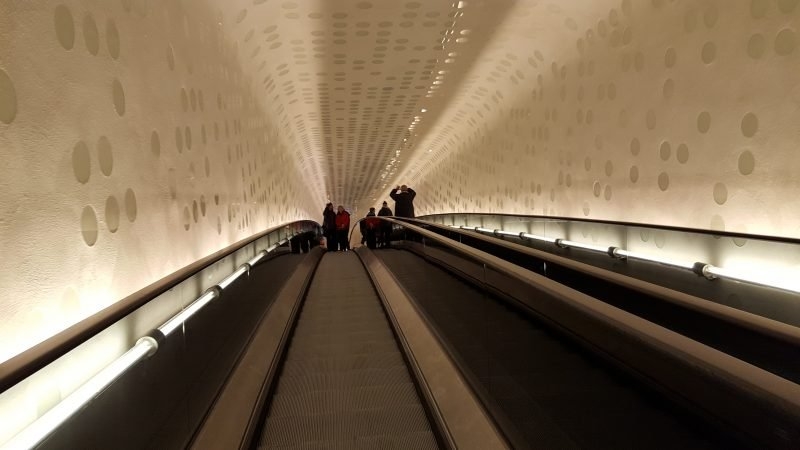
<box><xmin>322</xmin><ymin>203</ymin><xmax>351</xmax><ymax>251</ymax></box>
<box><xmin>360</xmin><ymin>201</ymin><xmax>393</xmax><ymax>249</ymax></box>
<box><xmin>321</xmin><ymin>185</ymin><xmax>416</xmax><ymax>252</ymax></box>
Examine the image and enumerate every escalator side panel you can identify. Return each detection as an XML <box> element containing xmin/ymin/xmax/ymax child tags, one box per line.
<box><xmin>191</xmin><ymin>249</ymin><xmax>323</xmax><ymax>450</ymax></box>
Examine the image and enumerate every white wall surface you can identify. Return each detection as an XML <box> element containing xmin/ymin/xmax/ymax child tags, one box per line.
<box><xmin>402</xmin><ymin>0</ymin><xmax>800</xmax><ymax>240</ymax></box>
<box><xmin>2</xmin><ymin>0</ymin><xmax>799</xmax><ymax>402</ymax></box>
<box><xmin>0</xmin><ymin>0</ymin><xmax>320</xmax><ymax>365</ymax></box>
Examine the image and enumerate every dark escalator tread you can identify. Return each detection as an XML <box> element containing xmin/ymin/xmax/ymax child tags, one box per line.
<box><xmin>279</xmin><ymin>352</ymin><xmax>406</xmax><ymax>377</ymax></box>
<box><xmin>258</xmin><ymin>252</ymin><xmax>439</xmax><ymax>450</ymax></box>
<box><xmin>274</xmin><ymin>367</ymin><xmax>417</xmax><ymax>394</ymax></box>
<box><xmin>260</xmin><ymin>430</ymin><xmax>439</xmax><ymax>450</ymax></box>
<box><xmin>269</xmin><ymin>383</ymin><xmax>422</xmax><ymax>417</ymax></box>
<box><xmin>260</xmin><ymin>407</ymin><xmax>434</xmax><ymax>448</ymax></box>
<box><xmin>377</xmin><ymin>249</ymin><xmax>743</xmax><ymax>450</ymax></box>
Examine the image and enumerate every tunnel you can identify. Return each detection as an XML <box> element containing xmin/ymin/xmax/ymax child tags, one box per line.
<box><xmin>1</xmin><ymin>0</ymin><xmax>800</xmax><ymax>448</ymax></box>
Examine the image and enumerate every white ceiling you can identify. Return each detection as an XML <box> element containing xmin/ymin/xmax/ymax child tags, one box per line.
<box><xmin>229</xmin><ymin>0</ymin><xmax>516</xmax><ymax>209</ymax></box>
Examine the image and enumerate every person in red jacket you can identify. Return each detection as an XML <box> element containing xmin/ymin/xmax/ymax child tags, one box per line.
<box><xmin>362</xmin><ymin>207</ymin><xmax>381</xmax><ymax>249</ymax></box>
<box><xmin>335</xmin><ymin>205</ymin><xmax>351</xmax><ymax>251</ymax></box>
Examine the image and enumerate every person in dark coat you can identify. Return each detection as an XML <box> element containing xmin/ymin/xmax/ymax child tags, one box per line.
<box><xmin>360</xmin><ymin>207</ymin><xmax>375</xmax><ymax>245</ymax></box>
<box><xmin>389</xmin><ymin>185</ymin><xmax>416</xmax><ymax>218</ymax></box>
<box><xmin>377</xmin><ymin>201</ymin><xmax>393</xmax><ymax>248</ymax></box>
<box><xmin>335</xmin><ymin>205</ymin><xmax>351</xmax><ymax>251</ymax></box>
<box><xmin>322</xmin><ymin>203</ymin><xmax>337</xmax><ymax>251</ymax></box>
<box><xmin>378</xmin><ymin>201</ymin><xmax>392</xmax><ymax>217</ymax></box>
<box><xmin>361</xmin><ymin>207</ymin><xmax>380</xmax><ymax>249</ymax></box>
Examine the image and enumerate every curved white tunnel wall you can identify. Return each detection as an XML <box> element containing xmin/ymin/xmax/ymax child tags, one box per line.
<box><xmin>1</xmin><ymin>0</ymin><xmax>800</xmax><ymax>425</ymax></box>
<box><xmin>0</xmin><ymin>1</ymin><xmax>320</xmax><ymax>365</ymax></box>
<box><xmin>406</xmin><ymin>0</ymin><xmax>800</xmax><ymax>239</ymax></box>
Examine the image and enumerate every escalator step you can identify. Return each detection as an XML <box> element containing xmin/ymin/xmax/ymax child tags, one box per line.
<box><xmin>283</xmin><ymin>340</ymin><xmax>401</xmax><ymax>358</ymax></box>
<box><xmin>273</xmin><ymin>366</ymin><xmax>417</xmax><ymax>395</ymax></box>
<box><xmin>279</xmin><ymin>352</ymin><xmax>406</xmax><ymax>377</ymax></box>
<box><xmin>259</xmin><ymin>405</ymin><xmax>433</xmax><ymax>448</ymax></box>
<box><xmin>259</xmin><ymin>430</ymin><xmax>439</xmax><ymax>450</ymax></box>
<box><xmin>269</xmin><ymin>383</ymin><xmax>421</xmax><ymax>417</ymax></box>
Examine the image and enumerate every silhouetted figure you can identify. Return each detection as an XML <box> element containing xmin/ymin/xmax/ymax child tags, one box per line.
<box><xmin>361</xmin><ymin>207</ymin><xmax>380</xmax><ymax>249</ymax></box>
<box><xmin>322</xmin><ymin>203</ymin><xmax>337</xmax><ymax>251</ymax></box>
<box><xmin>335</xmin><ymin>205</ymin><xmax>350</xmax><ymax>251</ymax></box>
<box><xmin>360</xmin><ymin>207</ymin><xmax>375</xmax><ymax>245</ymax></box>
<box><xmin>389</xmin><ymin>185</ymin><xmax>416</xmax><ymax>218</ymax></box>
<box><xmin>377</xmin><ymin>201</ymin><xmax>393</xmax><ymax>247</ymax></box>
<box><xmin>290</xmin><ymin>230</ymin><xmax>314</xmax><ymax>253</ymax></box>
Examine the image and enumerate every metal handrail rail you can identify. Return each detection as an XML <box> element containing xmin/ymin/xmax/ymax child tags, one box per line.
<box><xmin>397</xmin><ymin>217</ymin><xmax>800</xmax><ymax>348</ymax></box>
<box><xmin>419</xmin><ymin>212</ymin><xmax>800</xmax><ymax>245</ymax></box>
<box><xmin>0</xmin><ymin>220</ymin><xmax>319</xmax><ymax>394</ymax></box>
<box><xmin>407</xmin><ymin>217</ymin><xmax>800</xmax><ymax>297</ymax></box>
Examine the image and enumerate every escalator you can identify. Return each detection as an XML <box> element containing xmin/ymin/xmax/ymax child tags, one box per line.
<box><xmin>256</xmin><ymin>252</ymin><xmax>439</xmax><ymax>448</ymax></box>
<box><xmin>27</xmin><ymin>239</ymin><xmax>794</xmax><ymax>449</ymax></box>
<box><xmin>376</xmin><ymin>249</ymin><xmax>745</xmax><ymax>449</ymax></box>
<box><xmin>241</xmin><ymin>247</ymin><xmax>760</xmax><ymax>449</ymax></box>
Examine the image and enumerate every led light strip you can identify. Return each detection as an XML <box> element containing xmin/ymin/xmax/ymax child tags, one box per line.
<box><xmin>458</xmin><ymin>225</ymin><xmax>560</xmax><ymax>244</ymax></box>
<box><xmin>611</xmin><ymin>248</ymin><xmax>696</xmax><ymax>270</ymax></box>
<box><xmin>3</xmin><ymin>338</ymin><xmax>157</xmax><ymax>450</ymax></box>
<box><xmin>461</xmin><ymin>226</ymin><xmax>799</xmax><ymax>295</ymax></box>
<box><xmin>158</xmin><ymin>290</ymin><xmax>220</xmax><ymax>337</ymax></box>
<box><xmin>2</xmin><ymin>238</ymin><xmax>291</xmax><ymax>449</ymax></box>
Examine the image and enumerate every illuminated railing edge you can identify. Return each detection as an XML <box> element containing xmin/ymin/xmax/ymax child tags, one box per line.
<box><xmin>451</xmin><ymin>225</ymin><xmax>800</xmax><ymax>295</ymax></box>
<box><xmin>1</xmin><ymin>238</ymin><xmax>292</xmax><ymax>449</ymax></box>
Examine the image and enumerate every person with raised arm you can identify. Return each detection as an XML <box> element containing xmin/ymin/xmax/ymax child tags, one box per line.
<box><xmin>389</xmin><ymin>185</ymin><xmax>416</xmax><ymax>218</ymax></box>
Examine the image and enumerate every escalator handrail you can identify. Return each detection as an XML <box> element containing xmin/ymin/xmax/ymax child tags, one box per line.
<box><xmin>380</xmin><ymin>217</ymin><xmax>800</xmax><ymax>445</ymax></box>
<box><xmin>0</xmin><ymin>220</ymin><xmax>320</xmax><ymax>394</ymax></box>
<box><xmin>418</xmin><ymin>212</ymin><xmax>800</xmax><ymax>245</ymax></box>
<box><xmin>397</xmin><ymin>217</ymin><xmax>800</xmax><ymax>349</ymax></box>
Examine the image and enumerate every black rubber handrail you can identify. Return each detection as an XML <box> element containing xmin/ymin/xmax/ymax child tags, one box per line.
<box><xmin>420</xmin><ymin>212</ymin><xmax>800</xmax><ymax>245</ymax></box>
<box><xmin>0</xmin><ymin>220</ymin><xmax>320</xmax><ymax>394</ymax></box>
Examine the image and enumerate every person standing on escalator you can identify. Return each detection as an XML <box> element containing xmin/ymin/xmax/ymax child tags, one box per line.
<box><xmin>360</xmin><ymin>207</ymin><xmax>380</xmax><ymax>249</ymax></box>
<box><xmin>390</xmin><ymin>185</ymin><xmax>416</xmax><ymax>218</ymax></box>
<box><xmin>322</xmin><ymin>202</ymin><xmax>337</xmax><ymax>251</ymax></box>
<box><xmin>377</xmin><ymin>201</ymin><xmax>393</xmax><ymax>248</ymax></box>
<box><xmin>335</xmin><ymin>205</ymin><xmax>351</xmax><ymax>251</ymax></box>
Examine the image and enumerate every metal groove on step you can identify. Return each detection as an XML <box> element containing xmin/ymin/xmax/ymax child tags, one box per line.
<box><xmin>260</xmin><ymin>405</ymin><xmax>434</xmax><ymax>447</ymax></box>
<box><xmin>268</xmin><ymin>383</ymin><xmax>422</xmax><ymax>417</ymax></box>
<box><xmin>278</xmin><ymin>352</ymin><xmax>406</xmax><ymax>377</ymax></box>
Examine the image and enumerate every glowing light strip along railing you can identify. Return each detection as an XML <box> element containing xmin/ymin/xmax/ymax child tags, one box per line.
<box><xmin>3</xmin><ymin>338</ymin><xmax>157</xmax><ymax>450</ymax></box>
<box><xmin>2</xmin><ymin>239</ymin><xmax>289</xmax><ymax>449</ymax></box>
<box><xmin>459</xmin><ymin>226</ymin><xmax>800</xmax><ymax>295</ymax></box>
